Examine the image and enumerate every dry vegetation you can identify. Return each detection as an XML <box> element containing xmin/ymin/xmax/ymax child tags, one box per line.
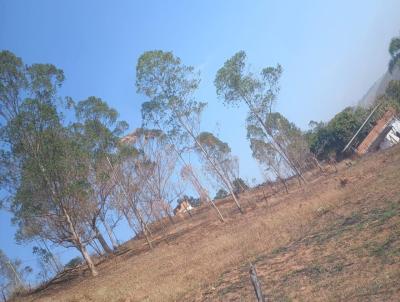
<box><xmin>16</xmin><ymin>145</ymin><xmax>400</xmax><ymax>302</ymax></box>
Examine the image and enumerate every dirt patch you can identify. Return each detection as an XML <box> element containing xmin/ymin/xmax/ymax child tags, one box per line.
<box><xmin>15</xmin><ymin>145</ymin><xmax>400</xmax><ymax>302</ymax></box>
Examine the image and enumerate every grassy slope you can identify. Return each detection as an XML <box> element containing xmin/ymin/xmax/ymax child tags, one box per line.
<box><xmin>17</xmin><ymin>145</ymin><xmax>400</xmax><ymax>302</ymax></box>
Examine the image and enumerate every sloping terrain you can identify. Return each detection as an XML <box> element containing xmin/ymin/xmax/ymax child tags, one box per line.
<box><xmin>17</xmin><ymin>145</ymin><xmax>400</xmax><ymax>302</ymax></box>
<box><xmin>358</xmin><ymin>66</ymin><xmax>400</xmax><ymax>108</ymax></box>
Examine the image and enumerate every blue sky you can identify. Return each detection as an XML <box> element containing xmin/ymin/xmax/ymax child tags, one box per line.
<box><xmin>1</xmin><ymin>0</ymin><xmax>400</xmax><ymax>281</ymax></box>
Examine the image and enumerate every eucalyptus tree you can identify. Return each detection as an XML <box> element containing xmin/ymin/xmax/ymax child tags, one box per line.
<box><xmin>195</xmin><ymin>131</ymin><xmax>241</xmax><ymax>195</ymax></box>
<box><xmin>247</xmin><ymin>112</ymin><xmax>309</xmax><ymax>186</ymax></box>
<box><xmin>215</xmin><ymin>51</ymin><xmax>306</xmax><ymax>183</ymax></box>
<box><xmin>181</xmin><ymin>165</ymin><xmax>225</xmax><ymax>222</ymax></box>
<box><xmin>0</xmin><ymin>51</ymin><xmax>98</xmax><ymax>276</ymax></box>
<box><xmin>126</xmin><ymin>128</ymin><xmax>179</xmax><ymax>225</ymax></box>
<box><xmin>33</xmin><ymin>239</ymin><xmax>63</xmax><ymax>278</ymax></box>
<box><xmin>0</xmin><ymin>249</ymin><xmax>31</xmax><ymax>298</ymax></box>
<box><xmin>72</xmin><ymin>96</ymin><xmax>129</xmax><ymax>252</ymax></box>
<box><xmin>249</xmin><ymin>138</ymin><xmax>290</xmax><ymax>193</ymax></box>
<box><xmin>136</xmin><ymin>50</ymin><xmax>243</xmax><ymax>213</ymax></box>
<box><xmin>110</xmin><ymin>152</ymin><xmax>154</xmax><ymax>249</ymax></box>
<box><xmin>214</xmin><ymin>188</ymin><xmax>228</xmax><ymax>200</ymax></box>
<box><xmin>232</xmin><ymin>178</ymin><xmax>248</xmax><ymax>194</ymax></box>
<box><xmin>32</xmin><ymin>245</ymin><xmax>62</xmax><ymax>281</ymax></box>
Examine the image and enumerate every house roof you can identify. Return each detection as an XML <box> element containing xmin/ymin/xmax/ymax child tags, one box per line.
<box><xmin>356</xmin><ymin>108</ymin><xmax>397</xmax><ymax>155</ymax></box>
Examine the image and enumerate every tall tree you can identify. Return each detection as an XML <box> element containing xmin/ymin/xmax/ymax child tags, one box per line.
<box><xmin>215</xmin><ymin>51</ymin><xmax>306</xmax><ymax>183</ymax></box>
<box><xmin>0</xmin><ymin>51</ymin><xmax>98</xmax><ymax>276</ymax></box>
<box><xmin>72</xmin><ymin>96</ymin><xmax>128</xmax><ymax>252</ymax></box>
<box><xmin>32</xmin><ymin>243</ymin><xmax>62</xmax><ymax>282</ymax></box>
<box><xmin>0</xmin><ymin>249</ymin><xmax>30</xmax><ymax>299</ymax></box>
<box><xmin>136</xmin><ymin>50</ymin><xmax>243</xmax><ymax>213</ymax></box>
<box><xmin>214</xmin><ymin>188</ymin><xmax>228</xmax><ymax>200</ymax></box>
<box><xmin>127</xmin><ymin>128</ymin><xmax>180</xmax><ymax>225</ymax></box>
<box><xmin>195</xmin><ymin>131</ymin><xmax>240</xmax><ymax>195</ymax></box>
<box><xmin>249</xmin><ymin>138</ymin><xmax>290</xmax><ymax>193</ymax></box>
<box><xmin>232</xmin><ymin>178</ymin><xmax>249</xmax><ymax>194</ymax></box>
<box><xmin>248</xmin><ymin>112</ymin><xmax>309</xmax><ymax>186</ymax></box>
<box><xmin>181</xmin><ymin>165</ymin><xmax>225</xmax><ymax>222</ymax></box>
<box><xmin>110</xmin><ymin>152</ymin><xmax>154</xmax><ymax>249</ymax></box>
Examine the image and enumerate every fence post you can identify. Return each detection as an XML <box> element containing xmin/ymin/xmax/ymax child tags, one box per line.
<box><xmin>249</xmin><ymin>263</ymin><xmax>266</xmax><ymax>302</ymax></box>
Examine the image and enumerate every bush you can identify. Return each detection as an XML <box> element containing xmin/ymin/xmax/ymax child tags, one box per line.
<box><xmin>64</xmin><ymin>256</ymin><xmax>82</xmax><ymax>269</ymax></box>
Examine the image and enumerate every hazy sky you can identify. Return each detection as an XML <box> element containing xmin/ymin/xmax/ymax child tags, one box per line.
<box><xmin>1</xmin><ymin>0</ymin><xmax>400</xmax><ymax>278</ymax></box>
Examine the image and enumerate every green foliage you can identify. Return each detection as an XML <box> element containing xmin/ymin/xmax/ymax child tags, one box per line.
<box><xmin>215</xmin><ymin>51</ymin><xmax>282</xmax><ymax>115</ymax></box>
<box><xmin>385</xmin><ymin>80</ymin><xmax>400</xmax><ymax>109</ymax></box>
<box><xmin>32</xmin><ymin>245</ymin><xmax>61</xmax><ymax>280</ymax></box>
<box><xmin>8</xmin><ymin>98</ymin><xmax>92</xmax><ymax>244</ymax></box>
<box><xmin>248</xmin><ymin>112</ymin><xmax>308</xmax><ymax>176</ymax></box>
<box><xmin>136</xmin><ymin>50</ymin><xmax>205</xmax><ymax>144</ymax></box>
<box><xmin>0</xmin><ymin>51</ymin><xmax>96</xmax><ymax>254</ymax></box>
<box><xmin>32</xmin><ymin>246</ymin><xmax>53</xmax><ymax>266</ymax></box>
<box><xmin>64</xmin><ymin>256</ymin><xmax>82</xmax><ymax>269</ymax></box>
<box><xmin>215</xmin><ymin>51</ymin><xmax>307</xmax><ymax>179</ymax></box>
<box><xmin>195</xmin><ymin>131</ymin><xmax>240</xmax><ymax>192</ymax></box>
<box><xmin>196</xmin><ymin>132</ymin><xmax>230</xmax><ymax>155</ymax></box>
<box><xmin>0</xmin><ymin>51</ymin><xmax>27</xmax><ymax>122</ymax></box>
<box><xmin>73</xmin><ymin>96</ymin><xmax>128</xmax><ymax>159</ymax></box>
<box><xmin>0</xmin><ymin>249</ymin><xmax>30</xmax><ymax>298</ymax></box>
<box><xmin>308</xmin><ymin>107</ymin><xmax>369</xmax><ymax>160</ymax></box>
<box><xmin>195</xmin><ymin>131</ymin><xmax>232</xmax><ymax>166</ymax></box>
<box><xmin>232</xmin><ymin>178</ymin><xmax>248</xmax><ymax>194</ymax></box>
<box><xmin>388</xmin><ymin>35</ymin><xmax>400</xmax><ymax>73</ymax></box>
<box><xmin>214</xmin><ymin>188</ymin><xmax>228</xmax><ymax>200</ymax></box>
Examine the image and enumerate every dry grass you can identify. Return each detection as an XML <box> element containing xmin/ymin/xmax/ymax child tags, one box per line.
<box><xmin>16</xmin><ymin>145</ymin><xmax>400</xmax><ymax>302</ymax></box>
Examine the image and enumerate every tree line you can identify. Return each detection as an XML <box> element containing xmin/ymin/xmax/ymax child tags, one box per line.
<box><xmin>0</xmin><ymin>32</ymin><xmax>399</xmax><ymax>298</ymax></box>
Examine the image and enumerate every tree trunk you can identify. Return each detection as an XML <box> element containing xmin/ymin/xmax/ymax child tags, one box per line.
<box><xmin>270</xmin><ymin>164</ymin><xmax>288</xmax><ymax>194</ymax></box>
<box><xmin>175</xmin><ymin>113</ymin><xmax>244</xmax><ymax>213</ymax></box>
<box><xmin>164</xmin><ymin>207</ymin><xmax>175</xmax><ymax>225</ymax></box>
<box><xmin>94</xmin><ymin>226</ymin><xmax>113</xmax><ymax>255</ymax></box>
<box><xmin>123</xmin><ymin>211</ymin><xmax>138</xmax><ymax>237</ymax></box>
<box><xmin>88</xmin><ymin>241</ymin><xmax>102</xmax><ymax>257</ymax></box>
<box><xmin>79</xmin><ymin>244</ymin><xmax>98</xmax><ymax>277</ymax></box>
<box><xmin>225</xmin><ymin>181</ymin><xmax>243</xmax><ymax>213</ymax></box>
<box><xmin>101</xmin><ymin>218</ymin><xmax>119</xmax><ymax>250</ymax></box>
<box><xmin>1</xmin><ymin>288</ymin><xmax>7</xmax><ymax>302</ymax></box>
<box><xmin>134</xmin><ymin>208</ymin><xmax>153</xmax><ymax>249</ymax></box>
<box><xmin>209</xmin><ymin>198</ymin><xmax>225</xmax><ymax>222</ymax></box>
<box><xmin>62</xmin><ymin>206</ymin><xmax>98</xmax><ymax>276</ymax></box>
<box><xmin>242</xmin><ymin>96</ymin><xmax>307</xmax><ymax>184</ymax></box>
<box><xmin>280</xmin><ymin>177</ymin><xmax>289</xmax><ymax>194</ymax></box>
<box><xmin>312</xmin><ymin>155</ymin><xmax>325</xmax><ymax>173</ymax></box>
<box><xmin>35</xmin><ymin>160</ymin><xmax>99</xmax><ymax>276</ymax></box>
<box><xmin>6</xmin><ymin>260</ymin><xmax>24</xmax><ymax>290</ymax></box>
<box><xmin>153</xmin><ymin>123</ymin><xmax>226</xmax><ymax>223</ymax></box>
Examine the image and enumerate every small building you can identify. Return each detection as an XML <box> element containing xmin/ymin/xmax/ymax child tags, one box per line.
<box><xmin>356</xmin><ymin>108</ymin><xmax>400</xmax><ymax>155</ymax></box>
<box><xmin>173</xmin><ymin>200</ymin><xmax>193</xmax><ymax>216</ymax></box>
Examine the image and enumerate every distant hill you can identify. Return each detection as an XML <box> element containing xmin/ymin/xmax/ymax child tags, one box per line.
<box><xmin>358</xmin><ymin>66</ymin><xmax>400</xmax><ymax>108</ymax></box>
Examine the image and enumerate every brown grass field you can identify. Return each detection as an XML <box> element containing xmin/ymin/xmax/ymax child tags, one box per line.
<box><xmin>16</xmin><ymin>145</ymin><xmax>400</xmax><ymax>302</ymax></box>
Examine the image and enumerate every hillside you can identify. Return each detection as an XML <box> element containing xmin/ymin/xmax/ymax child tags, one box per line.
<box><xmin>358</xmin><ymin>66</ymin><xmax>400</xmax><ymax>108</ymax></box>
<box><xmin>16</xmin><ymin>145</ymin><xmax>400</xmax><ymax>302</ymax></box>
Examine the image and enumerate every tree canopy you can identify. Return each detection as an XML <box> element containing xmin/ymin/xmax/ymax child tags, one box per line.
<box><xmin>307</xmin><ymin>107</ymin><xmax>369</xmax><ymax>160</ymax></box>
<box><xmin>388</xmin><ymin>34</ymin><xmax>400</xmax><ymax>73</ymax></box>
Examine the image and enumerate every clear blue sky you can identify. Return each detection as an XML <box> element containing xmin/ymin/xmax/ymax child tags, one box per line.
<box><xmin>1</xmin><ymin>0</ymin><xmax>400</xmax><ymax>280</ymax></box>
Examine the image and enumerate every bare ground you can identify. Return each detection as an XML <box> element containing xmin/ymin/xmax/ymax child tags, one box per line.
<box><xmin>16</xmin><ymin>145</ymin><xmax>400</xmax><ymax>302</ymax></box>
